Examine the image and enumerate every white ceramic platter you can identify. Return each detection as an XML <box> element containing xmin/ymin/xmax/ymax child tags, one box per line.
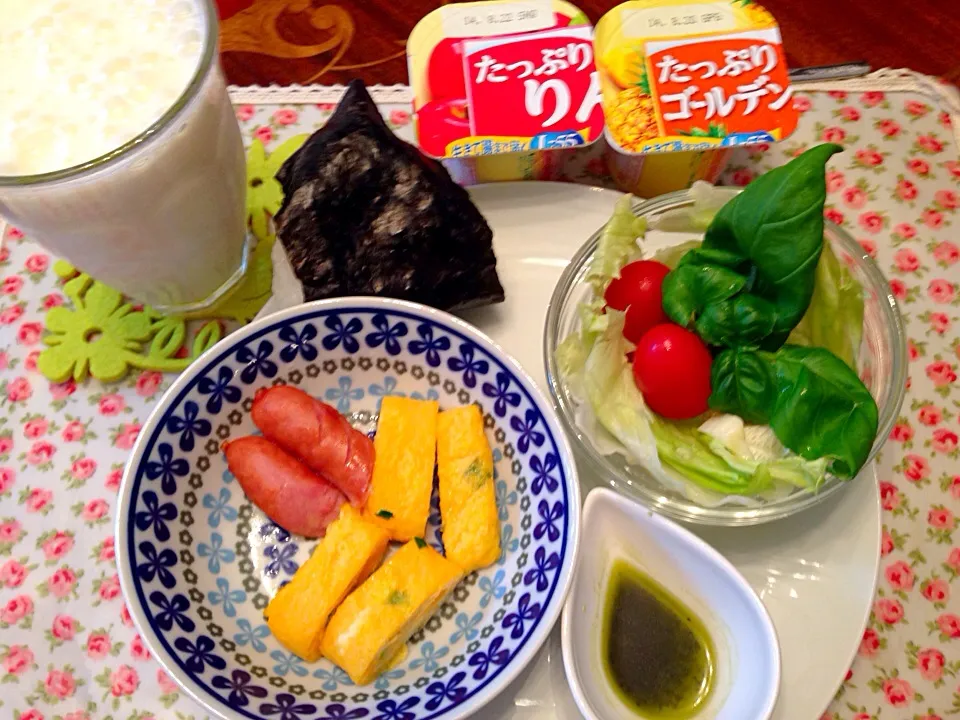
<box><xmin>460</xmin><ymin>182</ymin><xmax>881</xmax><ymax>720</ymax></box>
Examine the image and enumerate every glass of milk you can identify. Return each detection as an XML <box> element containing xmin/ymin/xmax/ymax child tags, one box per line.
<box><xmin>0</xmin><ymin>0</ymin><xmax>249</xmax><ymax>313</ymax></box>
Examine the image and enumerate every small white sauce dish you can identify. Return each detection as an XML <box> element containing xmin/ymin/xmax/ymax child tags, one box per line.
<box><xmin>562</xmin><ymin>487</ymin><xmax>781</xmax><ymax>720</ymax></box>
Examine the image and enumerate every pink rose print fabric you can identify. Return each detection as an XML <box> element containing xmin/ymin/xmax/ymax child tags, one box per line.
<box><xmin>0</xmin><ymin>86</ymin><xmax>958</xmax><ymax>718</ymax></box>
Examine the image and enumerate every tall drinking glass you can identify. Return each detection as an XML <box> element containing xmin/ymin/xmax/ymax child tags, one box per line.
<box><xmin>0</xmin><ymin>0</ymin><xmax>249</xmax><ymax>313</ymax></box>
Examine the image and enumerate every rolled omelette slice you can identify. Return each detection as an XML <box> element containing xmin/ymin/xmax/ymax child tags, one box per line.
<box><xmin>365</xmin><ymin>397</ymin><xmax>439</xmax><ymax>541</ymax></box>
<box><xmin>321</xmin><ymin>540</ymin><xmax>462</xmax><ymax>685</ymax></box>
<box><xmin>437</xmin><ymin>404</ymin><xmax>500</xmax><ymax>572</ymax></box>
<box><xmin>264</xmin><ymin>504</ymin><xmax>390</xmax><ymax>661</ymax></box>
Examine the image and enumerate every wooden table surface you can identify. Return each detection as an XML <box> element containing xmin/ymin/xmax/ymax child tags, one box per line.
<box><xmin>215</xmin><ymin>0</ymin><xmax>960</xmax><ymax>87</ymax></box>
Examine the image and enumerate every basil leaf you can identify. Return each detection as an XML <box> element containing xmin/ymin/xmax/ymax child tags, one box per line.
<box><xmin>661</xmin><ymin>264</ymin><xmax>747</xmax><ymax>327</ymax></box>
<box><xmin>702</xmin><ymin>143</ymin><xmax>842</xmax><ymax>347</ymax></box>
<box><xmin>695</xmin><ymin>295</ymin><xmax>777</xmax><ymax>348</ymax></box>
<box><xmin>708</xmin><ymin>348</ymin><xmax>775</xmax><ymax>425</ymax></box>
<box><xmin>769</xmin><ymin>345</ymin><xmax>878</xmax><ymax>478</ymax></box>
<box><xmin>678</xmin><ymin>247</ymin><xmax>747</xmax><ymax>270</ymax></box>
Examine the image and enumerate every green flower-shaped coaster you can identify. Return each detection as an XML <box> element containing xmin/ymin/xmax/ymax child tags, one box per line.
<box><xmin>37</xmin><ymin>135</ymin><xmax>307</xmax><ymax>383</ymax></box>
<box><xmin>37</xmin><ymin>263</ymin><xmax>223</xmax><ymax>382</ymax></box>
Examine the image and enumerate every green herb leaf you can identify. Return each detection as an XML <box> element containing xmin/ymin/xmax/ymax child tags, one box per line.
<box><xmin>661</xmin><ymin>264</ymin><xmax>747</xmax><ymax>327</ymax></box>
<box><xmin>387</xmin><ymin>590</ymin><xmax>408</xmax><ymax>605</ymax></box>
<box><xmin>678</xmin><ymin>247</ymin><xmax>747</xmax><ymax>270</ymax></box>
<box><xmin>662</xmin><ymin>144</ymin><xmax>843</xmax><ymax>350</ymax></box>
<box><xmin>708</xmin><ymin>348</ymin><xmax>775</xmax><ymax>424</ymax></box>
<box><xmin>694</xmin><ymin>295</ymin><xmax>777</xmax><ymax>348</ymax></box>
<box><xmin>414</xmin><ymin>537</ymin><xmax>427</xmax><ymax>549</ymax></box>
<box><xmin>768</xmin><ymin>346</ymin><xmax>878</xmax><ymax>477</ymax></box>
<box><xmin>701</xmin><ymin>143</ymin><xmax>842</xmax><ymax>347</ymax></box>
<box><xmin>376</xmin><ymin>509</ymin><xmax>393</xmax><ymax>519</ymax></box>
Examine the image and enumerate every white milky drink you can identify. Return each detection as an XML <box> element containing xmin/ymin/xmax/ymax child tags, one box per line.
<box><xmin>0</xmin><ymin>0</ymin><xmax>248</xmax><ymax>311</ymax></box>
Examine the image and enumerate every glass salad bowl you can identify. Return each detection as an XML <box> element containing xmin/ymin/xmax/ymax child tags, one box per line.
<box><xmin>544</xmin><ymin>187</ymin><xmax>907</xmax><ymax>526</ymax></box>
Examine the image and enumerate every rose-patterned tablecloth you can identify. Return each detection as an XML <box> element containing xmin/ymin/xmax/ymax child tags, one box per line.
<box><xmin>1</xmin><ymin>82</ymin><xmax>959</xmax><ymax>720</ymax></box>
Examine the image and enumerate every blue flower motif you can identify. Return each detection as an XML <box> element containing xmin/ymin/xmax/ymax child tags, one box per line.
<box><xmin>482</xmin><ymin>372</ymin><xmax>521</xmax><ymax>418</ymax></box>
<box><xmin>202</xmin><ymin>487</ymin><xmax>238</xmax><ymax>528</ymax></box>
<box><xmin>450</xmin><ymin>611</ymin><xmax>483</xmax><ymax>644</ymax></box>
<box><xmin>494</xmin><ymin>479</ymin><xmax>517</xmax><ymax>522</ymax></box>
<box><xmin>134</xmin><ymin>490</ymin><xmax>177</xmax><ymax>542</ymax></box>
<box><xmin>197</xmin><ymin>532</ymin><xmax>235</xmax><ymax>574</ymax></box>
<box><xmin>279</xmin><ymin>323</ymin><xmax>319</xmax><ymax>362</ymax></box>
<box><xmin>313</xmin><ymin>664</ymin><xmax>354</xmax><ymax>690</ymax></box>
<box><xmin>212</xmin><ymin>669</ymin><xmax>268</xmax><ymax>708</ymax></box>
<box><xmin>447</xmin><ymin>342</ymin><xmax>489</xmax><ymax>388</ymax></box>
<box><xmin>264</xmin><ymin>542</ymin><xmax>299</xmax><ymax>577</ymax></box>
<box><xmin>260</xmin><ymin>693</ymin><xmax>316</xmax><ymax>720</ymax></box>
<box><xmin>208</xmin><ymin>577</ymin><xmax>246</xmax><ymax>618</ymax></box>
<box><xmin>166</xmin><ymin>400</ymin><xmax>211</xmax><ymax>452</ymax></box>
<box><xmin>233</xmin><ymin>618</ymin><xmax>270</xmax><ymax>653</ymax></box>
<box><xmin>145</xmin><ymin>442</ymin><xmax>188</xmax><ymax>495</ymax></box>
<box><xmin>318</xmin><ymin>704</ymin><xmax>368</xmax><ymax>720</ymax></box>
<box><xmin>198</xmin><ymin>366</ymin><xmax>241</xmax><ymax>414</ymax></box>
<box><xmin>372</xmin><ymin>697</ymin><xmax>419</xmax><ymax>720</ymax></box>
<box><xmin>468</xmin><ymin>636</ymin><xmax>509</xmax><ymax>680</ymax></box>
<box><xmin>149</xmin><ymin>591</ymin><xmax>195</xmax><ymax>632</ymax></box>
<box><xmin>368</xmin><ymin>376</ymin><xmax>405</xmax><ymax>409</ymax></box>
<box><xmin>524</xmin><ymin>547</ymin><xmax>560</xmax><ymax>592</ymax></box>
<box><xmin>324</xmin><ymin>376</ymin><xmax>364</xmax><ymax>413</ymax></box>
<box><xmin>408</xmin><ymin>641</ymin><xmax>447</xmax><ymax>673</ymax></box>
<box><xmin>530</xmin><ymin>453</ymin><xmax>559</xmax><ymax>495</ymax></box>
<box><xmin>174</xmin><ymin>634</ymin><xmax>226</xmax><ymax>673</ymax></box>
<box><xmin>322</xmin><ymin>314</ymin><xmax>363</xmax><ymax>353</ymax></box>
<box><xmin>408</xmin><ymin>323</ymin><xmax>450</xmax><ymax>367</ymax></box>
<box><xmin>510</xmin><ymin>409</ymin><xmax>545</xmax><ymax>454</ymax></box>
<box><xmin>478</xmin><ymin>569</ymin><xmax>507</xmax><ymax>609</ymax></box>
<box><xmin>222</xmin><ymin>468</ymin><xmax>234</xmax><ymax>484</ymax></box>
<box><xmin>259</xmin><ymin>521</ymin><xmax>291</xmax><ymax>543</ymax></box>
<box><xmin>498</xmin><ymin>524</ymin><xmax>519</xmax><ymax>565</ymax></box>
<box><xmin>373</xmin><ymin>666</ymin><xmax>404</xmax><ymax>690</ymax></box>
<box><xmin>425</xmin><ymin>489</ymin><xmax>445</xmax><ymax>552</ymax></box>
<box><xmin>429</xmin><ymin>529</ymin><xmax>445</xmax><ymax>555</ymax></box>
<box><xmin>238</xmin><ymin>340</ymin><xmax>278</xmax><ymax>384</ymax></box>
<box><xmin>534</xmin><ymin>500</ymin><xmax>564</xmax><ymax>543</ymax></box>
<box><xmin>365</xmin><ymin>314</ymin><xmax>408</xmax><ymax>356</ymax></box>
<box><xmin>425</xmin><ymin>671</ymin><xmax>467</xmax><ymax>711</ymax></box>
<box><xmin>136</xmin><ymin>541</ymin><xmax>177</xmax><ymax>589</ymax></box>
<box><xmin>409</xmin><ymin>388</ymin><xmax>440</xmax><ymax>402</ymax></box>
<box><xmin>271</xmin><ymin>649</ymin><xmax>309</xmax><ymax>677</ymax></box>
<box><xmin>502</xmin><ymin>592</ymin><xmax>541</xmax><ymax>640</ymax></box>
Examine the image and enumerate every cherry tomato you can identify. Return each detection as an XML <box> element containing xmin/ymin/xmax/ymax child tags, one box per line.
<box><xmin>632</xmin><ymin>323</ymin><xmax>713</xmax><ymax>419</ymax></box>
<box><xmin>603</xmin><ymin>260</ymin><xmax>670</xmax><ymax>343</ymax></box>
<box><xmin>427</xmin><ymin>39</ymin><xmax>467</xmax><ymax>102</ymax></box>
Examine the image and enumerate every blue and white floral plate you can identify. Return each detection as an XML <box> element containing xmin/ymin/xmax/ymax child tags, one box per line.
<box><xmin>116</xmin><ymin>297</ymin><xmax>581</xmax><ymax>720</ymax></box>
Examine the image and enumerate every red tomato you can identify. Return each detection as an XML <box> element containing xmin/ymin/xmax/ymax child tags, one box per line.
<box><xmin>603</xmin><ymin>260</ymin><xmax>670</xmax><ymax>343</ymax></box>
<box><xmin>632</xmin><ymin>324</ymin><xmax>713</xmax><ymax>419</ymax></box>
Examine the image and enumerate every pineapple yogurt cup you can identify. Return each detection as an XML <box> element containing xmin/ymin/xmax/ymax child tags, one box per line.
<box><xmin>595</xmin><ymin>0</ymin><xmax>798</xmax><ymax>196</ymax></box>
